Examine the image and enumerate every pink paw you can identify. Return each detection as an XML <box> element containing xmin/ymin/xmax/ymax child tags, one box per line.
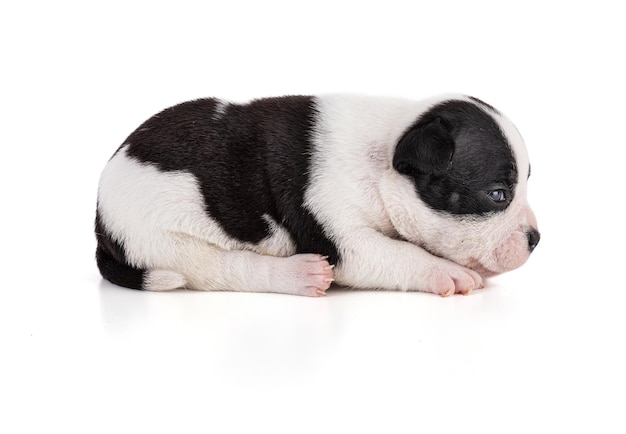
<box><xmin>280</xmin><ymin>254</ymin><xmax>335</xmax><ymax>297</ymax></box>
<box><xmin>427</xmin><ymin>261</ymin><xmax>484</xmax><ymax>297</ymax></box>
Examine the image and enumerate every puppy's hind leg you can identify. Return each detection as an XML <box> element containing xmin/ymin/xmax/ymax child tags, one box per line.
<box><xmin>170</xmin><ymin>235</ymin><xmax>335</xmax><ymax>297</ymax></box>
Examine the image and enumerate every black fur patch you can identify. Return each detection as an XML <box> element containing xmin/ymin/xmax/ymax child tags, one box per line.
<box><xmin>95</xmin><ymin>210</ymin><xmax>145</xmax><ymax>289</ymax></box>
<box><xmin>395</xmin><ymin>100</ymin><xmax>517</xmax><ymax>216</ymax></box>
<box><xmin>123</xmin><ymin>96</ymin><xmax>341</xmax><ymax>265</ymax></box>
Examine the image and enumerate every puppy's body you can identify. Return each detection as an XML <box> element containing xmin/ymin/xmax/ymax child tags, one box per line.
<box><xmin>96</xmin><ymin>94</ymin><xmax>539</xmax><ymax>296</ymax></box>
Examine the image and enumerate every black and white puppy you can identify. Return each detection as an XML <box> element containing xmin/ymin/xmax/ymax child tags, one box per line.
<box><xmin>95</xmin><ymin>94</ymin><xmax>539</xmax><ymax>297</ymax></box>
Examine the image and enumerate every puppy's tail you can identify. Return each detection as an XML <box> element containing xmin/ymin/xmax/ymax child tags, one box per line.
<box><xmin>96</xmin><ymin>245</ymin><xmax>186</xmax><ymax>291</ymax></box>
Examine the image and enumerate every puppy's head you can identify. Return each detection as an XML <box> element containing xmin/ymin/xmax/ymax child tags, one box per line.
<box><xmin>390</xmin><ymin>96</ymin><xmax>539</xmax><ymax>277</ymax></box>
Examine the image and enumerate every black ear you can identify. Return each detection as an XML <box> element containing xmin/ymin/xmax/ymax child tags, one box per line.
<box><xmin>393</xmin><ymin>116</ymin><xmax>455</xmax><ymax>176</ymax></box>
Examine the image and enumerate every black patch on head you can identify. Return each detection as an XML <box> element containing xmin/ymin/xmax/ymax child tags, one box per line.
<box><xmin>393</xmin><ymin>99</ymin><xmax>517</xmax><ymax>215</ymax></box>
<box><xmin>123</xmin><ymin>96</ymin><xmax>341</xmax><ymax>265</ymax></box>
<box><xmin>95</xmin><ymin>210</ymin><xmax>145</xmax><ymax>289</ymax></box>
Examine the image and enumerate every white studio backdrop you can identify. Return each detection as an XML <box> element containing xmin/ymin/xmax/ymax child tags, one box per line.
<box><xmin>1</xmin><ymin>1</ymin><xmax>625</xmax><ymax>433</ymax></box>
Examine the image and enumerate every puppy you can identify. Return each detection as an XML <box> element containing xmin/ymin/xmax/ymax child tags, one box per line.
<box><xmin>95</xmin><ymin>94</ymin><xmax>539</xmax><ymax>297</ymax></box>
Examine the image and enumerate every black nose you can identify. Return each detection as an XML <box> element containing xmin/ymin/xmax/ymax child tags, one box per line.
<box><xmin>527</xmin><ymin>228</ymin><xmax>540</xmax><ymax>252</ymax></box>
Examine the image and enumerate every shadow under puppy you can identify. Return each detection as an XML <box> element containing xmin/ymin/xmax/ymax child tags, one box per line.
<box><xmin>95</xmin><ymin>94</ymin><xmax>540</xmax><ymax>297</ymax></box>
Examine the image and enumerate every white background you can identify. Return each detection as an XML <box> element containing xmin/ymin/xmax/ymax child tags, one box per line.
<box><xmin>2</xmin><ymin>1</ymin><xmax>625</xmax><ymax>432</ymax></box>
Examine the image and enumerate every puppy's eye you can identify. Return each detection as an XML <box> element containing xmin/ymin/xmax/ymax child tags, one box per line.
<box><xmin>487</xmin><ymin>189</ymin><xmax>507</xmax><ymax>202</ymax></box>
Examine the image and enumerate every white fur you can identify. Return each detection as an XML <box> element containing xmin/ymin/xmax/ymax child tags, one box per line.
<box><xmin>213</xmin><ymin>99</ymin><xmax>228</xmax><ymax>120</ymax></box>
<box><xmin>143</xmin><ymin>270</ymin><xmax>187</xmax><ymax>291</ymax></box>
<box><xmin>258</xmin><ymin>214</ymin><xmax>297</xmax><ymax>257</ymax></box>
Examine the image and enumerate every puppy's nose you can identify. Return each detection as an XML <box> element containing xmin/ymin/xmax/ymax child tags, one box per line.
<box><xmin>527</xmin><ymin>228</ymin><xmax>541</xmax><ymax>252</ymax></box>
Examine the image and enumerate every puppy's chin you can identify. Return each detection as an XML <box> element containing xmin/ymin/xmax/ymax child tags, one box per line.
<box><xmin>420</xmin><ymin>243</ymin><xmax>500</xmax><ymax>278</ymax></box>
<box><xmin>464</xmin><ymin>257</ymin><xmax>525</xmax><ymax>278</ymax></box>
<box><xmin>464</xmin><ymin>231</ymin><xmax>531</xmax><ymax>277</ymax></box>
<box><xmin>465</xmin><ymin>260</ymin><xmax>500</xmax><ymax>278</ymax></box>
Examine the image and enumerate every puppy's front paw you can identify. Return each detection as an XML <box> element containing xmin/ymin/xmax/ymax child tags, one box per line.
<box><xmin>424</xmin><ymin>260</ymin><xmax>484</xmax><ymax>297</ymax></box>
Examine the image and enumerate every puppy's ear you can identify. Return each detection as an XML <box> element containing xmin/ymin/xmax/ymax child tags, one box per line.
<box><xmin>393</xmin><ymin>116</ymin><xmax>455</xmax><ymax>176</ymax></box>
